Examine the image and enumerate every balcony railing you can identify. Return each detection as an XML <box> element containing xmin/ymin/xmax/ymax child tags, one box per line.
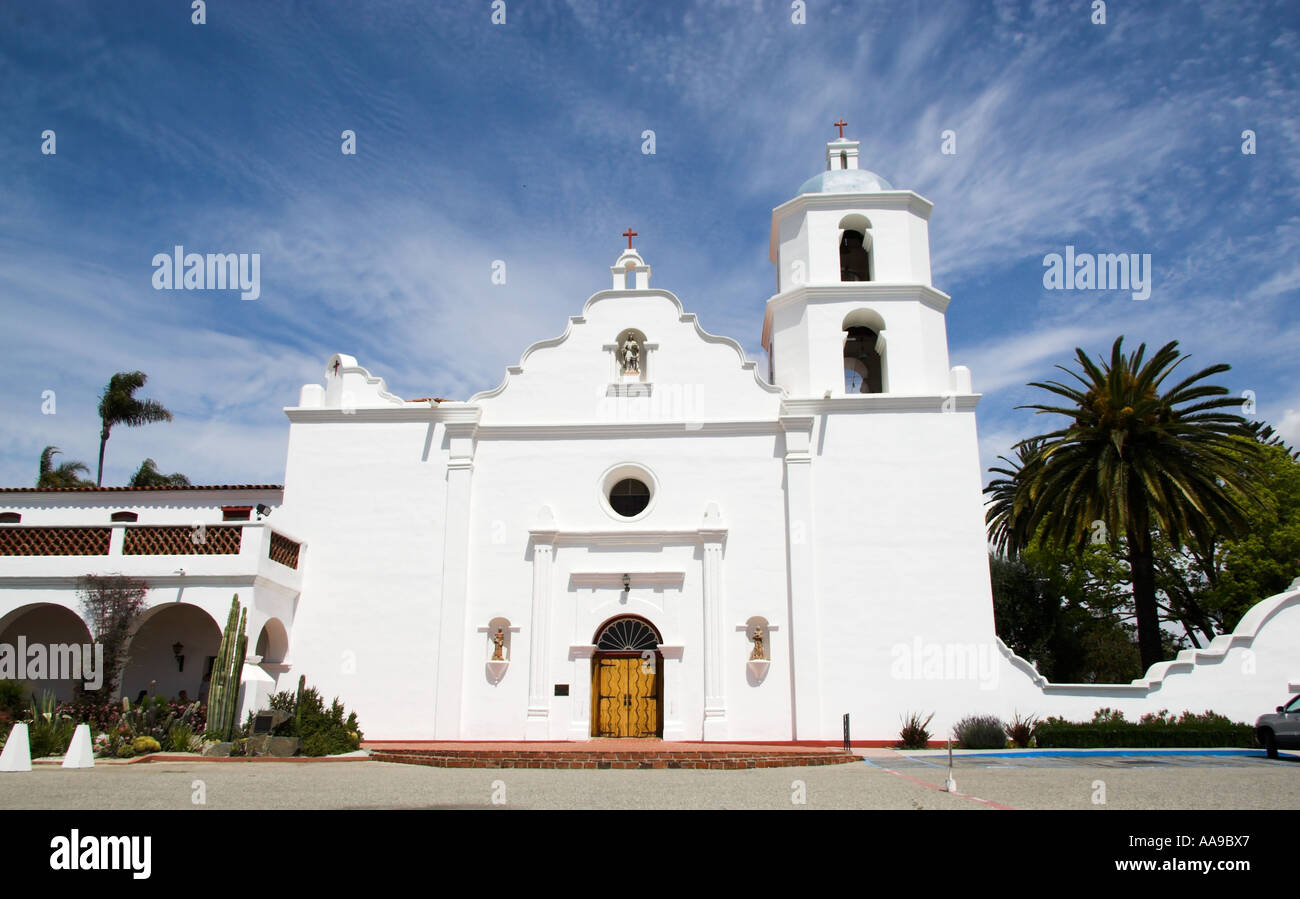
<box><xmin>267</xmin><ymin>531</ymin><xmax>301</xmax><ymax>570</ymax></box>
<box><xmin>123</xmin><ymin>525</ymin><xmax>243</xmax><ymax>556</ymax></box>
<box><xmin>0</xmin><ymin>527</ymin><xmax>111</xmax><ymax>556</ymax></box>
<box><xmin>0</xmin><ymin>523</ymin><xmax>304</xmax><ymax>579</ymax></box>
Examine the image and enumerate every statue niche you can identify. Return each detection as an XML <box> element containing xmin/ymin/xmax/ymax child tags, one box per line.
<box><xmin>620</xmin><ymin>334</ymin><xmax>641</xmax><ymax>374</ymax></box>
<box><xmin>614</xmin><ymin>329</ymin><xmax>647</xmax><ymax>382</ymax></box>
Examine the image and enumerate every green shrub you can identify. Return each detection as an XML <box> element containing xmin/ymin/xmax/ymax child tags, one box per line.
<box><xmin>954</xmin><ymin>714</ymin><xmax>1007</xmax><ymax>749</ymax></box>
<box><xmin>122</xmin><ymin>697</ymin><xmax>202</xmax><ymax>747</ymax></box>
<box><xmin>1035</xmin><ymin>708</ymin><xmax>1254</xmax><ymax>748</ymax></box>
<box><xmin>26</xmin><ymin>692</ymin><xmax>76</xmax><ymax>758</ymax></box>
<box><xmin>166</xmin><ymin>723</ymin><xmax>196</xmax><ymax>752</ymax></box>
<box><xmin>266</xmin><ymin>683</ymin><xmax>363</xmax><ymax>756</ymax></box>
<box><xmin>897</xmin><ymin>711</ymin><xmax>934</xmax><ymax>750</ymax></box>
<box><xmin>0</xmin><ymin>680</ymin><xmax>27</xmax><ymax>718</ymax></box>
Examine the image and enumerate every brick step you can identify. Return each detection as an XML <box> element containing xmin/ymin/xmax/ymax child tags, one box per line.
<box><xmin>370</xmin><ymin>749</ymin><xmax>861</xmax><ymax>770</ymax></box>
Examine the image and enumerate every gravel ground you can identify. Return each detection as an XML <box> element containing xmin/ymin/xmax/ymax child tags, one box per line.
<box><xmin>0</xmin><ymin>751</ymin><xmax>1295</xmax><ymax>810</ymax></box>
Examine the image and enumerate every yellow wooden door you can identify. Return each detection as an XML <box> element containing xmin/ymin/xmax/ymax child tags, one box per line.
<box><xmin>594</xmin><ymin>656</ymin><xmax>660</xmax><ymax>737</ymax></box>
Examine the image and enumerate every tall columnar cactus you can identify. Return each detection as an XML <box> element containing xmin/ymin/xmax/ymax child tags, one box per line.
<box><xmin>294</xmin><ymin>674</ymin><xmax>306</xmax><ymax>736</ymax></box>
<box><xmin>206</xmin><ymin>595</ymin><xmax>247</xmax><ymax>741</ymax></box>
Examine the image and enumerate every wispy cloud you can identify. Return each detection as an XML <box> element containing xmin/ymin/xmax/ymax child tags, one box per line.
<box><xmin>0</xmin><ymin>0</ymin><xmax>1296</xmax><ymax>490</ymax></box>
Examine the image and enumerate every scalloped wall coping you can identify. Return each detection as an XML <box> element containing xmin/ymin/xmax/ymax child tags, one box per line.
<box><xmin>997</xmin><ymin>585</ymin><xmax>1300</xmax><ymax>696</ymax></box>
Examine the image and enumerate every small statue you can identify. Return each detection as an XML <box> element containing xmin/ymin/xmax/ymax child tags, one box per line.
<box><xmin>750</xmin><ymin>626</ymin><xmax>765</xmax><ymax>661</ymax></box>
<box><xmin>491</xmin><ymin>628</ymin><xmax>506</xmax><ymax>661</ymax></box>
<box><xmin>620</xmin><ymin>336</ymin><xmax>640</xmax><ymax>374</ymax></box>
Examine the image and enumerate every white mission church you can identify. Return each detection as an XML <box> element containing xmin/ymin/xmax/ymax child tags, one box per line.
<box><xmin>2</xmin><ymin>131</ymin><xmax>1297</xmax><ymax>742</ymax></box>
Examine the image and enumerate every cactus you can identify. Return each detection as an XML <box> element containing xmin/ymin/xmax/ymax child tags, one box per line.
<box><xmin>294</xmin><ymin>674</ymin><xmax>305</xmax><ymax>735</ymax></box>
<box><xmin>206</xmin><ymin>594</ymin><xmax>248</xmax><ymax>741</ymax></box>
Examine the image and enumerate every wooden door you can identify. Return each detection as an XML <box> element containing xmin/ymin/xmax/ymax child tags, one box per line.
<box><xmin>593</xmin><ymin>655</ymin><xmax>660</xmax><ymax>737</ymax></box>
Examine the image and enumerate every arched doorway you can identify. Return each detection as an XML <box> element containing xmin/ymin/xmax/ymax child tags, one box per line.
<box><xmin>0</xmin><ymin>604</ymin><xmax>94</xmax><ymax>702</ymax></box>
<box><xmin>120</xmin><ymin>604</ymin><xmax>221</xmax><ymax>703</ymax></box>
<box><xmin>591</xmin><ymin>616</ymin><xmax>663</xmax><ymax>738</ymax></box>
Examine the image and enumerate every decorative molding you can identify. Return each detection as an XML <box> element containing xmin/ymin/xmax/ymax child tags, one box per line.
<box><xmin>0</xmin><ymin>574</ymin><xmax>297</xmax><ymax>590</ymax></box>
<box><xmin>569</xmin><ymin>571</ymin><xmax>686</xmax><ymax>589</ymax></box>
<box><xmin>761</xmin><ymin>283</ymin><xmax>951</xmax><ymax>351</ymax></box>
<box><xmin>530</xmin><ymin>528</ymin><xmax>726</xmax><ymax>548</ymax></box>
<box><xmin>781</xmin><ymin>394</ymin><xmax>981</xmax><ymax>414</ymax></box>
<box><xmin>770</xmin><ymin>189</ymin><xmax>934</xmax><ymax>222</ymax></box>
<box><xmin>767</xmin><ymin>282</ymin><xmax>951</xmax><ymax>315</ymax></box>
<box><xmin>477</xmin><ymin>420</ymin><xmax>779</xmax><ymax>439</ymax></box>
<box><xmin>606</xmin><ymin>383</ymin><xmax>654</xmax><ymax>397</ymax></box>
<box><xmin>285</xmin><ymin>407</ymin><xmax>447</xmax><ymax>423</ymax></box>
<box><xmin>468</xmin><ymin>288</ymin><xmax>783</xmax><ymax>404</ymax></box>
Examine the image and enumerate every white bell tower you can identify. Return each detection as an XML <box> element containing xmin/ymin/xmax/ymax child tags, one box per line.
<box><xmin>761</xmin><ymin>125</ymin><xmax>970</xmax><ymax>399</ymax></box>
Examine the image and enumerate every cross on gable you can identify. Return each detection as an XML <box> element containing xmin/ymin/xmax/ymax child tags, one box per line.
<box><xmin>622</xmin><ymin>228</ymin><xmax>637</xmax><ymax>249</ymax></box>
<box><xmin>834</xmin><ymin>119</ymin><xmax>848</xmax><ymax>139</ymax></box>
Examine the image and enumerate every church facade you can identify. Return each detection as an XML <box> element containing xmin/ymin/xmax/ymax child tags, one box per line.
<box><xmin>2</xmin><ymin>133</ymin><xmax>1296</xmax><ymax>742</ymax></box>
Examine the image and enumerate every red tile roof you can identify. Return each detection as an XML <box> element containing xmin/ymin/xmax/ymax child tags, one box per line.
<box><xmin>0</xmin><ymin>485</ymin><xmax>283</xmax><ymax>493</ymax></box>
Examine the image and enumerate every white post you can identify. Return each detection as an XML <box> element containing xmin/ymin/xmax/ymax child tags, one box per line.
<box><xmin>433</xmin><ymin>412</ymin><xmax>480</xmax><ymax>738</ymax></box>
<box><xmin>781</xmin><ymin>415</ymin><xmax>822</xmax><ymax>739</ymax></box>
<box><xmin>0</xmin><ymin>722</ymin><xmax>32</xmax><ymax>771</ymax></box>
<box><xmin>526</xmin><ymin>509</ymin><xmax>558</xmax><ymax>739</ymax></box>
<box><xmin>701</xmin><ymin>504</ymin><xmax>728</xmax><ymax>741</ymax></box>
<box><xmin>62</xmin><ymin>724</ymin><xmax>94</xmax><ymax>768</ymax></box>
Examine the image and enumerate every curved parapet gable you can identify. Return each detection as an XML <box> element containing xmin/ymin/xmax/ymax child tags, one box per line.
<box><xmin>677</xmin><ymin>310</ymin><xmax>783</xmax><ymax>396</ymax></box>
<box><xmin>990</xmin><ymin>581</ymin><xmax>1300</xmax><ymax>721</ymax></box>
<box><xmin>291</xmin><ymin>353</ymin><xmax>410</xmax><ymax>414</ymax></box>
<box><xmin>469</xmin><ymin>288</ymin><xmax>785</xmax><ymax>425</ymax></box>
<box><xmin>469</xmin><ymin>317</ymin><xmax>586</xmax><ymax>403</ymax></box>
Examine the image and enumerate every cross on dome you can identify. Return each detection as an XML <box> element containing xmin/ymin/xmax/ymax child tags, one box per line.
<box><xmin>834</xmin><ymin>119</ymin><xmax>847</xmax><ymax>139</ymax></box>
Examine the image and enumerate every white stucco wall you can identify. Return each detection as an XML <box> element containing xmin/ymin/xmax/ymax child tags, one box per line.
<box><xmin>3</xmin><ymin>142</ymin><xmax>1295</xmax><ymax>747</ymax></box>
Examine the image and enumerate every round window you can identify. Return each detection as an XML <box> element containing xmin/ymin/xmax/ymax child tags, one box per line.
<box><xmin>608</xmin><ymin>478</ymin><xmax>651</xmax><ymax>517</ymax></box>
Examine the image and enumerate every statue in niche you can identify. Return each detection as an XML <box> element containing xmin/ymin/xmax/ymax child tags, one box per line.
<box><xmin>491</xmin><ymin>628</ymin><xmax>506</xmax><ymax>661</ymax></box>
<box><xmin>749</xmin><ymin>626</ymin><xmax>765</xmax><ymax>661</ymax></box>
<box><xmin>619</xmin><ymin>335</ymin><xmax>641</xmax><ymax>374</ymax></box>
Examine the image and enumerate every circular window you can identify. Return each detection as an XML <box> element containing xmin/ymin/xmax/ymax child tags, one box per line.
<box><xmin>609</xmin><ymin>478</ymin><xmax>650</xmax><ymax>517</ymax></box>
<box><xmin>598</xmin><ymin>463</ymin><xmax>658</xmax><ymax>522</ymax></box>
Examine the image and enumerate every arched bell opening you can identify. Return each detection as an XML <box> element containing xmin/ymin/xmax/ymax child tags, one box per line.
<box><xmin>838</xmin><ymin>214</ymin><xmax>874</xmax><ymax>282</ymax></box>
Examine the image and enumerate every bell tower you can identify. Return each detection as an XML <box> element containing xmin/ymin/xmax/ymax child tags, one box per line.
<box><xmin>761</xmin><ymin>124</ymin><xmax>970</xmax><ymax>399</ymax></box>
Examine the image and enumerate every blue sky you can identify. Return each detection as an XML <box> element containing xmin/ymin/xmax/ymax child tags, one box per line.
<box><xmin>2</xmin><ymin>0</ymin><xmax>1297</xmax><ymax>488</ymax></box>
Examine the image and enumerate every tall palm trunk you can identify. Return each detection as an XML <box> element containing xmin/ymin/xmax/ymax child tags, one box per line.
<box><xmin>1125</xmin><ymin>483</ymin><xmax>1163</xmax><ymax>671</ymax></box>
<box><xmin>96</xmin><ymin>426</ymin><xmax>109</xmax><ymax>487</ymax></box>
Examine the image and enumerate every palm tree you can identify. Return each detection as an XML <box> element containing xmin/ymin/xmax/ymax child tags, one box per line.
<box><xmin>985</xmin><ymin>437</ymin><xmax>1044</xmax><ymax>558</ymax></box>
<box><xmin>990</xmin><ymin>337</ymin><xmax>1264</xmax><ymax>671</ymax></box>
<box><xmin>128</xmin><ymin>458</ymin><xmax>191</xmax><ymax>488</ymax></box>
<box><xmin>37</xmin><ymin>446</ymin><xmax>94</xmax><ymax>488</ymax></box>
<box><xmin>95</xmin><ymin>372</ymin><xmax>173</xmax><ymax>486</ymax></box>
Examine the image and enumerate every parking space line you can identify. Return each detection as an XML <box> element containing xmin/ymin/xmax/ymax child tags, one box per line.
<box><xmin>860</xmin><ymin>757</ymin><xmax>1016</xmax><ymax>810</ymax></box>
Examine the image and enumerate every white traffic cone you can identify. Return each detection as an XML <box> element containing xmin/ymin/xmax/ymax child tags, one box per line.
<box><xmin>62</xmin><ymin>724</ymin><xmax>94</xmax><ymax>769</ymax></box>
<box><xmin>0</xmin><ymin>722</ymin><xmax>32</xmax><ymax>772</ymax></box>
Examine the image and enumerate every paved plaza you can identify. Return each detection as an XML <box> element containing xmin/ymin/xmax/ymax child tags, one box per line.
<box><xmin>0</xmin><ymin>750</ymin><xmax>1295</xmax><ymax>810</ymax></box>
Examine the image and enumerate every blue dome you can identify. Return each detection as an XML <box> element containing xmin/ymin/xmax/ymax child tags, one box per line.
<box><xmin>797</xmin><ymin>168</ymin><xmax>893</xmax><ymax>195</ymax></box>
